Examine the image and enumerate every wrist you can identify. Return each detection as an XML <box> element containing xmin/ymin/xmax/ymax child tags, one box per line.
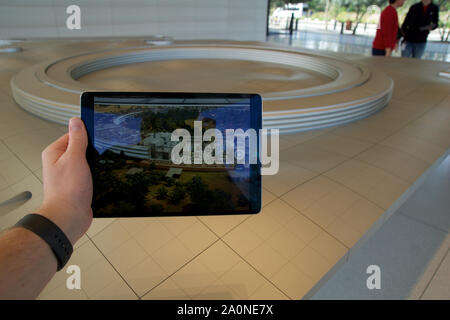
<box><xmin>35</xmin><ymin>204</ymin><xmax>80</xmax><ymax>246</ymax></box>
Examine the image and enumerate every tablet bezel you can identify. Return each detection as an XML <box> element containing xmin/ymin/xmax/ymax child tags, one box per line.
<box><xmin>81</xmin><ymin>92</ymin><xmax>262</xmax><ymax>218</ymax></box>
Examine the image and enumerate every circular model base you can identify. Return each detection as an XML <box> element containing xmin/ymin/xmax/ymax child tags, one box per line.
<box><xmin>10</xmin><ymin>41</ymin><xmax>393</xmax><ymax>134</ymax></box>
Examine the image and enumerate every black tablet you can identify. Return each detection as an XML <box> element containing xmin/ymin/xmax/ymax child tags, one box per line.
<box><xmin>81</xmin><ymin>92</ymin><xmax>262</xmax><ymax>218</ymax></box>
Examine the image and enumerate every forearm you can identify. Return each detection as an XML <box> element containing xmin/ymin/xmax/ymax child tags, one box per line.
<box><xmin>0</xmin><ymin>227</ymin><xmax>57</xmax><ymax>299</ymax></box>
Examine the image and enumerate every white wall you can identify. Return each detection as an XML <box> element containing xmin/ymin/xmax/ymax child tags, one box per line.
<box><xmin>0</xmin><ymin>0</ymin><xmax>268</xmax><ymax>42</ymax></box>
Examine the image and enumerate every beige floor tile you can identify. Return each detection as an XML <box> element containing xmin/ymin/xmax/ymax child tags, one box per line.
<box><xmin>197</xmin><ymin>241</ymin><xmax>241</xmax><ymax>278</ymax></box>
<box><xmin>272</xmin><ymin>262</ymin><xmax>315</xmax><ymax>299</ymax></box>
<box><xmin>0</xmin><ymin>175</ymin><xmax>43</xmax><ymax>231</ymax></box>
<box><xmin>9</xmin><ymin>174</ymin><xmax>43</xmax><ymax>213</ymax></box>
<box><xmin>262</xmin><ymin>188</ymin><xmax>277</xmax><ymax>207</ymax></box>
<box><xmin>177</xmin><ymin>220</ymin><xmax>217</xmax><ymax>256</ymax></box>
<box><xmin>301</xmin><ymin>185</ymin><xmax>362</xmax><ymax>229</ymax></box>
<box><xmin>134</xmin><ymin>219</ymin><xmax>175</xmax><ymax>255</ymax></box>
<box><xmin>105</xmin><ymin>237</ymin><xmax>148</xmax><ymax>275</ymax></box>
<box><xmin>263</xmin><ymin>198</ymin><xmax>300</xmax><ymax>225</ymax></box>
<box><xmin>281</xmin><ymin>129</ymin><xmax>329</xmax><ymax>144</ymax></box>
<box><xmin>220</xmin><ymin>260</ymin><xmax>267</xmax><ymax>299</ymax></box>
<box><xmin>158</xmin><ymin>216</ymin><xmax>197</xmax><ymax>235</ymax></box>
<box><xmin>119</xmin><ymin>217</ymin><xmax>153</xmax><ymax>236</ymax></box>
<box><xmin>39</xmin><ymin>283</ymin><xmax>88</xmax><ymax>300</ymax></box>
<box><xmin>399</xmin><ymin>85</ymin><xmax>449</xmax><ymax>106</ymax></box>
<box><xmin>309</xmin><ymin>231</ymin><xmax>348</xmax><ymax>263</ymax></box>
<box><xmin>245</xmin><ymin>242</ymin><xmax>289</xmax><ymax>278</ymax></box>
<box><xmin>69</xmin><ymin>240</ymin><xmax>105</xmax><ymax>271</ymax></box>
<box><xmin>388</xmin><ymin>98</ymin><xmax>432</xmax><ymax>116</ymax></box>
<box><xmin>0</xmin><ymin>141</ymin><xmax>12</xmax><ymax>162</ymax></box>
<box><xmin>3</xmin><ymin>127</ymin><xmax>62</xmax><ymax>171</ymax></box>
<box><xmin>151</xmin><ymin>237</ymin><xmax>195</xmax><ymax>275</ymax></box>
<box><xmin>283</xmin><ymin>143</ymin><xmax>348</xmax><ymax>173</ymax></box>
<box><xmin>281</xmin><ymin>175</ymin><xmax>341</xmax><ymax>213</ymax></box>
<box><xmin>74</xmin><ymin>234</ymin><xmax>90</xmax><ymax>249</ymax></box>
<box><xmin>0</xmin><ymin>186</ymin><xmax>14</xmax><ymax>204</ymax></box>
<box><xmin>123</xmin><ymin>256</ymin><xmax>168</xmax><ymax>297</ymax></box>
<box><xmin>278</xmin><ymin>136</ymin><xmax>301</xmax><ymax>151</ymax></box>
<box><xmin>304</xmin><ymin>133</ymin><xmax>373</xmax><ymax>157</ymax></box>
<box><xmin>284</xmin><ymin>212</ymin><xmax>322</xmax><ymax>244</ymax></box>
<box><xmin>329</xmin><ymin>117</ymin><xmax>402</xmax><ymax>144</ymax></box>
<box><xmin>250</xmin><ymin>281</ymin><xmax>289</xmax><ymax>300</ymax></box>
<box><xmin>228</xmin><ymin>200</ymin><xmax>297</xmax><ymax>246</ymax></box>
<box><xmin>324</xmin><ymin>159</ymin><xmax>410</xmax><ymax>210</ymax></box>
<box><xmin>325</xmin><ymin>219</ymin><xmax>362</xmax><ymax>248</ymax></box>
<box><xmin>0</xmin><ymin>114</ymin><xmax>54</xmax><ymax>140</ymax></box>
<box><xmin>33</xmin><ymin>168</ymin><xmax>43</xmax><ymax>182</ymax></box>
<box><xmin>263</xmin><ymin>161</ymin><xmax>317</xmax><ymax>197</ymax></box>
<box><xmin>195</xmin><ymin>278</ymin><xmax>239</xmax><ymax>300</ymax></box>
<box><xmin>0</xmin><ymin>156</ymin><xmax>31</xmax><ymax>186</ymax></box>
<box><xmin>380</xmin><ymin>132</ymin><xmax>446</xmax><ymax>164</ymax></box>
<box><xmin>399</xmin><ymin>120</ymin><xmax>450</xmax><ymax>149</ymax></box>
<box><xmin>142</xmin><ymin>278</ymin><xmax>190</xmax><ymax>300</ymax></box>
<box><xmin>171</xmin><ymin>258</ymin><xmax>218</xmax><ymax>298</ymax></box>
<box><xmin>356</xmin><ymin>144</ymin><xmax>429</xmax><ymax>183</ymax></box>
<box><xmin>222</xmin><ymin>222</ymin><xmax>265</xmax><ymax>257</ymax></box>
<box><xmin>0</xmin><ymin>174</ymin><xmax>8</xmax><ymax>192</ymax></box>
<box><xmin>291</xmin><ymin>246</ymin><xmax>333</xmax><ymax>283</ymax></box>
<box><xmin>197</xmin><ymin>214</ymin><xmax>249</xmax><ymax>237</ymax></box>
<box><xmin>91</xmin><ymin>278</ymin><xmax>137</xmax><ymax>300</ymax></box>
<box><xmin>244</xmin><ymin>210</ymin><xmax>282</xmax><ymax>241</ymax></box>
<box><xmin>92</xmin><ymin>220</ymin><xmax>131</xmax><ymax>254</ymax></box>
<box><xmin>340</xmin><ymin>199</ymin><xmax>384</xmax><ymax>232</ymax></box>
<box><xmin>86</xmin><ymin>218</ymin><xmax>116</xmax><ymax>237</ymax></box>
<box><xmin>266</xmin><ymin>226</ymin><xmax>307</xmax><ymax>260</ymax></box>
<box><xmin>421</xmin><ymin>251</ymin><xmax>450</xmax><ymax>300</ymax></box>
<box><xmin>81</xmin><ymin>257</ymin><xmax>123</xmax><ymax>298</ymax></box>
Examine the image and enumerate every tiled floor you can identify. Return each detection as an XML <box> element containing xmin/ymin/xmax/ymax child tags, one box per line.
<box><xmin>312</xmin><ymin>155</ymin><xmax>450</xmax><ymax>299</ymax></box>
<box><xmin>0</xmin><ymin>40</ymin><xmax>449</xmax><ymax>299</ymax></box>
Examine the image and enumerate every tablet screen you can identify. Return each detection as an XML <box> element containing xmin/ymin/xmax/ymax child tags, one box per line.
<box><xmin>82</xmin><ymin>92</ymin><xmax>262</xmax><ymax>217</ymax></box>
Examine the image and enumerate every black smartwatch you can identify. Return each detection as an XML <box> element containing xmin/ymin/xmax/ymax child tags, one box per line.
<box><xmin>15</xmin><ymin>214</ymin><xmax>73</xmax><ymax>271</ymax></box>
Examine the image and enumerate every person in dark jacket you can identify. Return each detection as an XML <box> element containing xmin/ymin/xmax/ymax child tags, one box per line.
<box><xmin>401</xmin><ymin>0</ymin><xmax>439</xmax><ymax>59</ymax></box>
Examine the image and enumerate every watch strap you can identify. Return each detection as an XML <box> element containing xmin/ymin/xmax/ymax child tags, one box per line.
<box><xmin>15</xmin><ymin>214</ymin><xmax>73</xmax><ymax>271</ymax></box>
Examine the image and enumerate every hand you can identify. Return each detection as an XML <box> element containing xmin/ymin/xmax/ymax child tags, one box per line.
<box><xmin>37</xmin><ymin>117</ymin><xmax>93</xmax><ymax>245</ymax></box>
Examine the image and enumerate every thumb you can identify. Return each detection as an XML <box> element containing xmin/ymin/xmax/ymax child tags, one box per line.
<box><xmin>67</xmin><ymin>117</ymin><xmax>88</xmax><ymax>155</ymax></box>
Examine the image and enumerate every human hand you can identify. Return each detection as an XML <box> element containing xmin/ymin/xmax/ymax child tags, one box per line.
<box><xmin>37</xmin><ymin>117</ymin><xmax>93</xmax><ymax>245</ymax></box>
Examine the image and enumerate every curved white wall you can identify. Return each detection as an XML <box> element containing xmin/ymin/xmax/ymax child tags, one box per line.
<box><xmin>0</xmin><ymin>0</ymin><xmax>268</xmax><ymax>42</ymax></box>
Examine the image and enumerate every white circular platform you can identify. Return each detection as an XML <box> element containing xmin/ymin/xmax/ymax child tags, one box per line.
<box><xmin>10</xmin><ymin>42</ymin><xmax>393</xmax><ymax>134</ymax></box>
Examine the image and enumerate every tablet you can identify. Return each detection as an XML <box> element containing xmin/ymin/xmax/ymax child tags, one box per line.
<box><xmin>81</xmin><ymin>92</ymin><xmax>262</xmax><ymax>218</ymax></box>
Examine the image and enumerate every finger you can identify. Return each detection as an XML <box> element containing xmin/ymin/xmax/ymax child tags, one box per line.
<box><xmin>67</xmin><ymin>117</ymin><xmax>88</xmax><ymax>155</ymax></box>
<box><xmin>42</xmin><ymin>133</ymin><xmax>69</xmax><ymax>164</ymax></box>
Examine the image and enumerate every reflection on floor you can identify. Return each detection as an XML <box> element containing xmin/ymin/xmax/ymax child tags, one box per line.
<box><xmin>0</xmin><ymin>41</ymin><xmax>449</xmax><ymax>299</ymax></box>
<box><xmin>312</xmin><ymin>155</ymin><xmax>450</xmax><ymax>299</ymax></box>
<box><xmin>267</xmin><ymin>30</ymin><xmax>450</xmax><ymax>63</ymax></box>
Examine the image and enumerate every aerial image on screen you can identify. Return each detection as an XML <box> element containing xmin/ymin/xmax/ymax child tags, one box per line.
<box><xmin>91</xmin><ymin>95</ymin><xmax>257</xmax><ymax>217</ymax></box>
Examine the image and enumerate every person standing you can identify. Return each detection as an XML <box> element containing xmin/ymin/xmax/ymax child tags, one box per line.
<box><xmin>372</xmin><ymin>0</ymin><xmax>406</xmax><ymax>57</ymax></box>
<box><xmin>289</xmin><ymin>12</ymin><xmax>295</xmax><ymax>36</ymax></box>
<box><xmin>401</xmin><ymin>0</ymin><xmax>439</xmax><ymax>59</ymax></box>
